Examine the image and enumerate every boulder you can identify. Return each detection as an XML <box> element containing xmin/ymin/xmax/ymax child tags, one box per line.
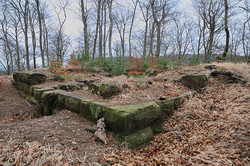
<box><xmin>205</xmin><ymin>65</ymin><xmax>218</xmax><ymax>70</ymax></box>
<box><xmin>211</xmin><ymin>70</ymin><xmax>247</xmax><ymax>84</ymax></box>
<box><xmin>88</xmin><ymin>83</ymin><xmax>121</xmax><ymax>99</ymax></box>
<box><xmin>100</xmin><ymin>84</ymin><xmax>121</xmax><ymax>99</ymax></box>
<box><xmin>180</xmin><ymin>74</ymin><xmax>208</xmax><ymax>92</ymax></box>
<box><xmin>104</xmin><ymin>102</ymin><xmax>162</xmax><ymax>136</ymax></box>
<box><xmin>13</xmin><ymin>72</ymin><xmax>46</xmax><ymax>85</ymax></box>
<box><xmin>58</xmin><ymin>84</ymin><xmax>80</xmax><ymax>91</ymax></box>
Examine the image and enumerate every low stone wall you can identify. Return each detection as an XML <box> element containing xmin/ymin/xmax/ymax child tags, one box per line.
<box><xmin>13</xmin><ymin>71</ymin><xmax>192</xmax><ymax>149</ymax></box>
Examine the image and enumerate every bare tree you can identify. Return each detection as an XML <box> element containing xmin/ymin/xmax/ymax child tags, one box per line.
<box><xmin>52</xmin><ymin>0</ymin><xmax>70</xmax><ymax>60</ymax></box>
<box><xmin>223</xmin><ymin>0</ymin><xmax>229</xmax><ymax>58</ymax></box>
<box><xmin>35</xmin><ymin>0</ymin><xmax>45</xmax><ymax>67</ymax></box>
<box><xmin>139</xmin><ymin>0</ymin><xmax>151</xmax><ymax>58</ymax></box>
<box><xmin>128</xmin><ymin>0</ymin><xmax>138</xmax><ymax>58</ymax></box>
<box><xmin>150</xmin><ymin>0</ymin><xmax>174</xmax><ymax>58</ymax></box>
<box><xmin>107</xmin><ymin>0</ymin><xmax>113</xmax><ymax>57</ymax></box>
<box><xmin>80</xmin><ymin>0</ymin><xmax>90</xmax><ymax>56</ymax></box>
<box><xmin>113</xmin><ymin>8</ymin><xmax>131</xmax><ymax>59</ymax></box>
<box><xmin>28</xmin><ymin>3</ymin><xmax>37</xmax><ymax>69</ymax></box>
<box><xmin>193</xmin><ymin>0</ymin><xmax>224</xmax><ymax>62</ymax></box>
<box><xmin>93</xmin><ymin>0</ymin><xmax>101</xmax><ymax>59</ymax></box>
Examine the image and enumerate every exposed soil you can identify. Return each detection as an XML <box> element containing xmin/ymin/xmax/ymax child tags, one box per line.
<box><xmin>0</xmin><ymin>76</ymin><xmax>36</xmax><ymax>122</ymax></box>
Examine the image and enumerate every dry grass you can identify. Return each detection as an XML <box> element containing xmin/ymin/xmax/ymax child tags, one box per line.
<box><xmin>0</xmin><ymin>139</ymin><xmax>83</xmax><ymax>165</ymax></box>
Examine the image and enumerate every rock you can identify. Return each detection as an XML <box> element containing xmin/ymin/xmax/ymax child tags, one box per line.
<box><xmin>88</xmin><ymin>83</ymin><xmax>102</xmax><ymax>95</ymax></box>
<box><xmin>205</xmin><ymin>65</ymin><xmax>218</xmax><ymax>70</ymax></box>
<box><xmin>124</xmin><ymin>127</ymin><xmax>154</xmax><ymax>149</ymax></box>
<box><xmin>0</xmin><ymin>98</ymin><xmax>4</xmax><ymax>102</ymax></box>
<box><xmin>88</xmin><ymin>83</ymin><xmax>121</xmax><ymax>99</ymax></box>
<box><xmin>100</xmin><ymin>84</ymin><xmax>121</xmax><ymax>99</ymax></box>
<box><xmin>211</xmin><ymin>70</ymin><xmax>247</xmax><ymax>84</ymax></box>
<box><xmin>13</xmin><ymin>72</ymin><xmax>47</xmax><ymax>85</ymax></box>
<box><xmin>104</xmin><ymin>102</ymin><xmax>162</xmax><ymax>136</ymax></box>
<box><xmin>58</xmin><ymin>84</ymin><xmax>80</xmax><ymax>91</ymax></box>
<box><xmin>180</xmin><ymin>74</ymin><xmax>208</xmax><ymax>92</ymax></box>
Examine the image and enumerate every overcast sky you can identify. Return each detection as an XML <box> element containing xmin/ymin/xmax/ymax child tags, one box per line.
<box><xmin>49</xmin><ymin>0</ymin><xmax>193</xmax><ymax>41</ymax></box>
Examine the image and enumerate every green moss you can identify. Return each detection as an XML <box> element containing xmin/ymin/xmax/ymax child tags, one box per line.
<box><xmin>124</xmin><ymin>127</ymin><xmax>154</xmax><ymax>149</ymax></box>
<box><xmin>104</xmin><ymin>102</ymin><xmax>162</xmax><ymax>135</ymax></box>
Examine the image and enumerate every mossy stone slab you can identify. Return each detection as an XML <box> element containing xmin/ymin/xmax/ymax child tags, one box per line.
<box><xmin>13</xmin><ymin>72</ymin><xmax>47</xmax><ymax>85</ymax></box>
<box><xmin>125</xmin><ymin>127</ymin><xmax>154</xmax><ymax>149</ymax></box>
<box><xmin>33</xmin><ymin>87</ymin><xmax>55</xmax><ymax>102</ymax></box>
<box><xmin>180</xmin><ymin>74</ymin><xmax>208</xmax><ymax>92</ymax></box>
<box><xmin>104</xmin><ymin>102</ymin><xmax>162</xmax><ymax>136</ymax></box>
<box><xmin>80</xmin><ymin>100</ymin><xmax>106</xmax><ymax>122</ymax></box>
<box><xmin>65</xmin><ymin>94</ymin><xmax>85</xmax><ymax>114</ymax></box>
<box><xmin>41</xmin><ymin>90</ymin><xmax>58</xmax><ymax>115</ymax></box>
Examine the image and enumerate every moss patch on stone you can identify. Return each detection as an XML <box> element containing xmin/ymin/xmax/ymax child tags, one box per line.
<box><xmin>124</xmin><ymin>127</ymin><xmax>154</xmax><ymax>149</ymax></box>
<box><xmin>104</xmin><ymin>102</ymin><xmax>162</xmax><ymax>135</ymax></box>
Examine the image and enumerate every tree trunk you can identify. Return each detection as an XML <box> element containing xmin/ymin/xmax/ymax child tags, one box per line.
<box><xmin>107</xmin><ymin>0</ymin><xmax>113</xmax><ymax>57</ymax></box>
<box><xmin>24</xmin><ymin>0</ymin><xmax>30</xmax><ymax>70</ymax></box>
<box><xmin>128</xmin><ymin>0</ymin><xmax>138</xmax><ymax>58</ymax></box>
<box><xmin>149</xmin><ymin>22</ymin><xmax>155</xmax><ymax>57</ymax></box>
<box><xmin>99</xmin><ymin>0</ymin><xmax>103</xmax><ymax>57</ymax></box>
<box><xmin>36</xmin><ymin>0</ymin><xmax>45</xmax><ymax>67</ymax></box>
<box><xmin>80</xmin><ymin>0</ymin><xmax>89</xmax><ymax>56</ymax></box>
<box><xmin>155</xmin><ymin>22</ymin><xmax>161</xmax><ymax>58</ymax></box>
<box><xmin>223</xmin><ymin>0</ymin><xmax>229</xmax><ymax>58</ymax></box>
<box><xmin>93</xmin><ymin>0</ymin><xmax>101</xmax><ymax>59</ymax></box>
<box><xmin>28</xmin><ymin>4</ymin><xmax>37</xmax><ymax>69</ymax></box>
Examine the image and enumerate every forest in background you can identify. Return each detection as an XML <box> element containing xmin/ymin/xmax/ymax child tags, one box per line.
<box><xmin>0</xmin><ymin>0</ymin><xmax>249</xmax><ymax>75</ymax></box>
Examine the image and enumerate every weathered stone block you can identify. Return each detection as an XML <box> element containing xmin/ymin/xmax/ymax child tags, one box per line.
<box><xmin>88</xmin><ymin>83</ymin><xmax>102</xmax><ymax>95</ymax></box>
<box><xmin>34</xmin><ymin>87</ymin><xmax>55</xmax><ymax>102</ymax></box>
<box><xmin>124</xmin><ymin>127</ymin><xmax>154</xmax><ymax>149</ymax></box>
<box><xmin>88</xmin><ymin>83</ymin><xmax>121</xmax><ymax>99</ymax></box>
<box><xmin>100</xmin><ymin>84</ymin><xmax>121</xmax><ymax>99</ymax></box>
<box><xmin>80</xmin><ymin>100</ymin><xmax>105</xmax><ymax>122</ymax></box>
<box><xmin>65</xmin><ymin>94</ymin><xmax>85</xmax><ymax>114</ymax></box>
<box><xmin>41</xmin><ymin>90</ymin><xmax>58</xmax><ymax>115</ymax></box>
<box><xmin>180</xmin><ymin>74</ymin><xmax>208</xmax><ymax>92</ymax></box>
<box><xmin>104</xmin><ymin>102</ymin><xmax>162</xmax><ymax>135</ymax></box>
<box><xmin>13</xmin><ymin>72</ymin><xmax>46</xmax><ymax>85</ymax></box>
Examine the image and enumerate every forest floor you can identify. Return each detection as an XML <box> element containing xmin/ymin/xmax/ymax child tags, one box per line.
<box><xmin>0</xmin><ymin>63</ymin><xmax>249</xmax><ymax>165</ymax></box>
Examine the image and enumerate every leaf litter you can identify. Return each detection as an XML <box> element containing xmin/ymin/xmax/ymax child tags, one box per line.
<box><xmin>104</xmin><ymin>76</ymin><xmax>250</xmax><ymax>165</ymax></box>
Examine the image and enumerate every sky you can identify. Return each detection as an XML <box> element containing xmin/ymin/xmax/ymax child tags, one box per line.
<box><xmin>48</xmin><ymin>0</ymin><xmax>194</xmax><ymax>50</ymax></box>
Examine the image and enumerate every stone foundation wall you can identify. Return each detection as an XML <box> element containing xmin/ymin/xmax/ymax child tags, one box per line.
<box><xmin>13</xmin><ymin>71</ymin><xmax>192</xmax><ymax>149</ymax></box>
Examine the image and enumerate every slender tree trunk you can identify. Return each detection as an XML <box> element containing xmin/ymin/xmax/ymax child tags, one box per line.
<box><xmin>107</xmin><ymin>0</ymin><xmax>113</xmax><ymax>57</ymax></box>
<box><xmin>128</xmin><ymin>0</ymin><xmax>138</xmax><ymax>58</ymax></box>
<box><xmin>103</xmin><ymin>1</ymin><xmax>107</xmax><ymax>58</ymax></box>
<box><xmin>99</xmin><ymin>0</ymin><xmax>103</xmax><ymax>57</ymax></box>
<box><xmin>223</xmin><ymin>0</ymin><xmax>229</xmax><ymax>58</ymax></box>
<box><xmin>28</xmin><ymin>5</ymin><xmax>36</xmax><ymax>69</ymax></box>
<box><xmin>80</xmin><ymin>0</ymin><xmax>89</xmax><ymax>56</ymax></box>
<box><xmin>15</xmin><ymin>26</ymin><xmax>20</xmax><ymax>70</ymax></box>
<box><xmin>143</xmin><ymin>19</ymin><xmax>148</xmax><ymax>59</ymax></box>
<box><xmin>155</xmin><ymin>22</ymin><xmax>161</xmax><ymax>58</ymax></box>
<box><xmin>93</xmin><ymin>0</ymin><xmax>101</xmax><ymax>59</ymax></box>
<box><xmin>36</xmin><ymin>0</ymin><xmax>45</xmax><ymax>67</ymax></box>
<box><xmin>24</xmin><ymin>0</ymin><xmax>30</xmax><ymax>70</ymax></box>
<box><xmin>149</xmin><ymin>22</ymin><xmax>155</xmax><ymax>57</ymax></box>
